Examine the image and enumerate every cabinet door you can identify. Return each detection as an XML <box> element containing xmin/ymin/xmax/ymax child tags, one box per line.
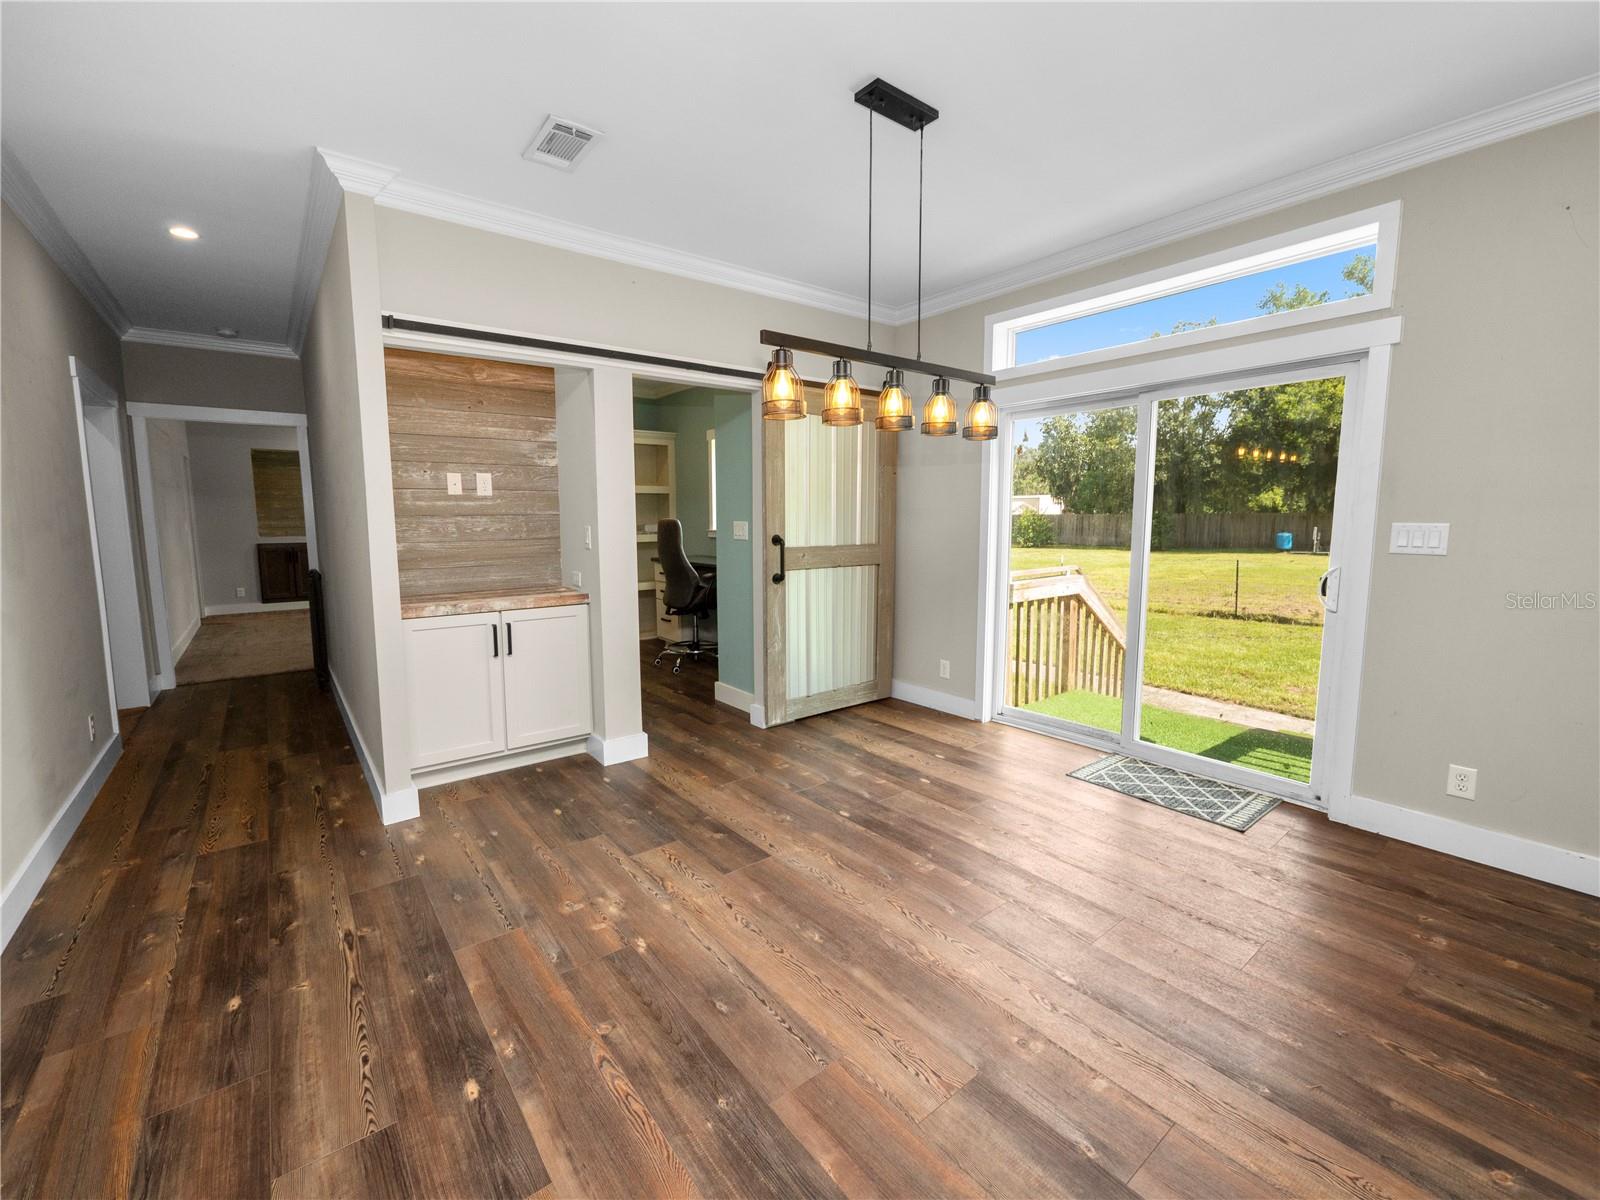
<box><xmin>405</xmin><ymin>613</ymin><xmax>506</xmax><ymax>768</ymax></box>
<box><xmin>502</xmin><ymin>606</ymin><xmax>592</xmax><ymax>750</ymax></box>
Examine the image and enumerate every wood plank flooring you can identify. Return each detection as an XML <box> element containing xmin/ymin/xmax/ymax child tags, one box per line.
<box><xmin>3</xmin><ymin>654</ymin><xmax>1597</xmax><ymax>1199</ymax></box>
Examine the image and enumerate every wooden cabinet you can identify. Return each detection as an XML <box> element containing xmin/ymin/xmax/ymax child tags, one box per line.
<box><xmin>503</xmin><ymin>606</ymin><xmax>592</xmax><ymax>749</ymax></box>
<box><xmin>257</xmin><ymin>542</ymin><xmax>309</xmax><ymax>602</ymax></box>
<box><xmin>405</xmin><ymin>612</ymin><xmax>507</xmax><ymax>769</ymax></box>
<box><xmin>405</xmin><ymin>604</ymin><xmax>591</xmax><ymax>771</ymax></box>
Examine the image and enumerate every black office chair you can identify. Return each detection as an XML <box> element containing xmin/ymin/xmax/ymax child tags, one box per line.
<box><xmin>654</xmin><ymin>518</ymin><xmax>716</xmax><ymax>674</ymax></box>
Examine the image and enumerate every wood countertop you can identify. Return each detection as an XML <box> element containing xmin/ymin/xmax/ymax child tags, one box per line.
<box><xmin>400</xmin><ymin>586</ymin><xmax>589</xmax><ymax>619</ymax></box>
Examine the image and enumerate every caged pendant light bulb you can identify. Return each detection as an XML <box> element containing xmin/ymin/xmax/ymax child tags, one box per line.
<box><xmin>875</xmin><ymin>368</ymin><xmax>912</xmax><ymax>431</ymax></box>
<box><xmin>762</xmin><ymin>348</ymin><xmax>806</xmax><ymax>420</ymax></box>
<box><xmin>962</xmin><ymin>384</ymin><xmax>998</xmax><ymax>441</ymax></box>
<box><xmin>821</xmin><ymin>359</ymin><xmax>863</xmax><ymax>426</ymax></box>
<box><xmin>921</xmin><ymin>376</ymin><xmax>957</xmax><ymax>436</ymax></box>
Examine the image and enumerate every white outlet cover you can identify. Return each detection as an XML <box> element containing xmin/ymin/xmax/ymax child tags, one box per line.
<box><xmin>1446</xmin><ymin>763</ymin><xmax>1477</xmax><ymax>799</ymax></box>
<box><xmin>732</xmin><ymin>520</ymin><xmax>749</xmax><ymax>540</ymax></box>
<box><xmin>235</xmin><ymin>586</ymin><xmax>246</xmax><ymax>598</ymax></box>
<box><xmin>476</xmin><ymin>472</ymin><xmax>493</xmax><ymax>497</ymax></box>
<box><xmin>1390</xmin><ymin>522</ymin><xmax>1449</xmax><ymax>555</ymax></box>
<box><xmin>446</xmin><ymin>471</ymin><xmax>462</xmax><ymax>495</ymax></box>
<box><xmin>939</xmin><ymin>659</ymin><xmax>951</xmax><ymax>679</ymax></box>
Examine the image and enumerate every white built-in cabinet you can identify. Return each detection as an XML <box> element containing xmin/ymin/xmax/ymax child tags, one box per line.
<box><xmin>405</xmin><ymin>605</ymin><xmax>591</xmax><ymax>770</ymax></box>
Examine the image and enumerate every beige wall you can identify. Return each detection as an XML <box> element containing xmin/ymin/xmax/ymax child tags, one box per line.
<box><xmin>893</xmin><ymin>116</ymin><xmax>1600</xmax><ymax>856</ymax></box>
<box><xmin>122</xmin><ymin>341</ymin><xmax>305</xmax><ymax>413</ymax></box>
<box><xmin>0</xmin><ymin>203</ymin><xmax>128</xmax><ymax>891</ymax></box>
<box><xmin>302</xmin><ymin>196</ymin><xmax>412</xmax><ymax>805</ymax></box>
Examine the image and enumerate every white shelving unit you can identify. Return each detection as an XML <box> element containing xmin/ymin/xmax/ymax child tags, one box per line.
<box><xmin>634</xmin><ymin>430</ymin><xmax>676</xmax><ymax>639</ymax></box>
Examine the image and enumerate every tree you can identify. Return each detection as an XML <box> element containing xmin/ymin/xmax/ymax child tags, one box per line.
<box><xmin>1010</xmin><ymin>442</ymin><xmax>1049</xmax><ymax>495</ymax></box>
<box><xmin>1343</xmin><ymin>252</ymin><xmax>1374</xmax><ymax>295</ymax></box>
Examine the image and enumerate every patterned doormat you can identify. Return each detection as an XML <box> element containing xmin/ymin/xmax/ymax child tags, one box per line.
<box><xmin>1069</xmin><ymin>754</ymin><xmax>1281</xmax><ymax>831</ymax></box>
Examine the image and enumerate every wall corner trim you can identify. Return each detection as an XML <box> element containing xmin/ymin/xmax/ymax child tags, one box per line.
<box><xmin>2</xmin><ymin>734</ymin><xmax>122</xmax><ymax>948</ymax></box>
<box><xmin>1338</xmin><ymin>794</ymin><xmax>1599</xmax><ymax>897</ymax></box>
<box><xmin>713</xmin><ymin>681</ymin><xmax>757</xmax><ymax>714</ymax></box>
<box><xmin>587</xmin><ymin>732</ymin><xmax>649</xmax><ymax>766</ymax></box>
<box><xmin>329</xmin><ymin>670</ymin><xmax>416</xmax><ymax>824</ymax></box>
<box><xmin>890</xmin><ymin>678</ymin><xmax>981</xmax><ymax>721</ymax></box>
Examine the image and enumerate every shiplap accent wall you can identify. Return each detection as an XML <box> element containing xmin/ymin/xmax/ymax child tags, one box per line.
<box><xmin>385</xmin><ymin>348</ymin><xmax>561</xmax><ymax>599</ymax></box>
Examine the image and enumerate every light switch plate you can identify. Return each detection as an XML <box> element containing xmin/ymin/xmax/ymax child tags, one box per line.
<box><xmin>446</xmin><ymin>472</ymin><xmax>462</xmax><ymax>495</ymax></box>
<box><xmin>475</xmin><ymin>472</ymin><xmax>493</xmax><ymax>497</ymax></box>
<box><xmin>1389</xmin><ymin>522</ymin><xmax>1449</xmax><ymax>555</ymax></box>
<box><xmin>732</xmin><ymin>520</ymin><xmax>749</xmax><ymax>540</ymax></box>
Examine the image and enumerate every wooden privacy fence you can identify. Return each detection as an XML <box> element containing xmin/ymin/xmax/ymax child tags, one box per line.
<box><xmin>1043</xmin><ymin>510</ymin><xmax>1333</xmax><ymax>550</ymax></box>
<box><xmin>1006</xmin><ymin>568</ymin><xmax>1126</xmax><ymax>706</ymax></box>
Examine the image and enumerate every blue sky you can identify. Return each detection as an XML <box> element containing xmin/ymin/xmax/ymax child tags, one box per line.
<box><xmin>1014</xmin><ymin>244</ymin><xmax>1376</xmax><ymax>366</ymax></box>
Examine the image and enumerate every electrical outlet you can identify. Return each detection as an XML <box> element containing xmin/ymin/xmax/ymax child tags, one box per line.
<box><xmin>571</xmin><ymin>570</ymin><xmax>582</xmax><ymax>588</ymax></box>
<box><xmin>1446</xmin><ymin>764</ymin><xmax>1477</xmax><ymax>800</ymax></box>
<box><xmin>446</xmin><ymin>472</ymin><xmax>462</xmax><ymax>495</ymax></box>
<box><xmin>938</xmin><ymin>659</ymin><xmax>951</xmax><ymax>680</ymax></box>
<box><xmin>87</xmin><ymin>715</ymin><xmax>95</xmax><ymax>743</ymax></box>
<box><xmin>476</xmin><ymin>472</ymin><xmax>493</xmax><ymax>497</ymax></box>
<box><xmin>584</xmin><ymin>524</ymin><xmax>593</xmax><ymax>550</ymax></box>
<box><xmin>235</xmin><ymin>586</ymin><xmax>246</xmax><ymax>598</ymax></box>
<box><xmin>732</xmin><ymin>520</ymin><xmax>749</xmax><ymax>540</ymax></box>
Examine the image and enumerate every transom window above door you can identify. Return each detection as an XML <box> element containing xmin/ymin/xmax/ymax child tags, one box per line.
<box><xmin>988</xmin><ymin>204</ymin><xmax>1400</xmax><ymax>374</ymax></box>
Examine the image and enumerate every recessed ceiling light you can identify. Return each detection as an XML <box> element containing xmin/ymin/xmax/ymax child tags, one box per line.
<box><xmin>215</xmin><ymin>327</ymin><xmax>239</xmax><ymax>339</ymax></box>
<box><xmin>168</xmin><ymin>225</ymin><xmax>200</xmax><ymax>240</ymax></box>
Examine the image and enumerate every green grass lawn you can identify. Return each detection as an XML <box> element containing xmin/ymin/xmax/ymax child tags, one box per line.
<box><xmin>1010</xmin><ymin>547</ymin><xmax>1326</xmax><ymax>719</ymax></box>
<box><xmin>1023</xmin><ymin>690</ymin><xmax>1313</xmax><ymax>783</ymax></box>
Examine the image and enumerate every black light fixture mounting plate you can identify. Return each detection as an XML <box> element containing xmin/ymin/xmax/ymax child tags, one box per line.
<box><xmin>853</xmin><ymin>78</ymin><xmax>938</xmax><ymax>132</ymax></box>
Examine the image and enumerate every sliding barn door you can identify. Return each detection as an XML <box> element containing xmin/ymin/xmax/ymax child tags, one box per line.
<box><xmin>763</xmin><ymin>390</ymin><xmax>896</xmax><ymax>725</ymax></box>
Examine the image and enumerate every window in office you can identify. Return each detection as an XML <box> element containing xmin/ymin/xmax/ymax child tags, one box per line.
<box><xmin>990</xmin><ymin>205</ymin><xmax>1397</xmax><ymax>371</ymax></box>
<box><xmin>707</xmin><ymin>429</ymin><xmax>717</xmax><ymax>534</ymax></box>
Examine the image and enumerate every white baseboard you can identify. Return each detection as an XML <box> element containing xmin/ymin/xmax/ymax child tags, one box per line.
<box><xmin>170</xmin><ymin>614</ymin><xmax>201</xmax><ymax>663</ymax></box>
<box><xmin>412</xmin><ymin>739</ymin><xmax>587</xmax><ymax>789</ymax></box>
<box><xmin>713</xmin><ymin>680</ymin><xmax>756</xmax><ymax>713</ymax></box>
<box><xmin>587</xmin><ymin>731</ymin><xmax>649</xmax><ymax>766</ymax></box>
<box><xmin>329</xmin><ymin>671</ymin><xmax>419</xmax><ymax>825</ymax></box>
<box><xmin>890</xmin><ymin>678</ymin><xmax>980</xmax><ymax>721</ymax></box>
<box><xmin>1338</xmin><ymin>794</ymin><xmax>1599</xmax><ymax>897</ymax></box>
<box><xmin>2</xmin><ymin>734</ymin><xmax>122</xmax><ymax>948</ymax></box>
<box><xmin>748</xmin><ymin>703</ymin><xmax>767</xmax><ymax>729</ymax></box>
<box><xmin>204</xmin><ymin>600</ymin><xmax>309</xmax><ymax>616</ymax></box>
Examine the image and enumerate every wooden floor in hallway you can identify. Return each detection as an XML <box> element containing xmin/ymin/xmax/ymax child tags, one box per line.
<box><xmin>3</xmin><ymin>654</ymin><xmax>1596</xmax><ymax>1200</ymax></box>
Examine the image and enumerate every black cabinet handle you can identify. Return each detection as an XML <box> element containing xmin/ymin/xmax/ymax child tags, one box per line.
<box><xmin>492</xmin><ymin>624</ymin><xmax>499</xmax><ymax>657</ymax></box>
<box><xmin>772</xmin><ymin>533</ymin><xmax>786</xmax><ymax>584</ymax></box>
<box><xmin>505</xmin><ymin>621</ymin><xmax>513</xmax><ymax>656</ymax></box>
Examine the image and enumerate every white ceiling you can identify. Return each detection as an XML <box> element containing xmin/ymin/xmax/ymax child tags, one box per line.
<box><xmin>3</xmin><ymin>2</ymin><xmax>1596</xmax><ymax>347</ymax></box>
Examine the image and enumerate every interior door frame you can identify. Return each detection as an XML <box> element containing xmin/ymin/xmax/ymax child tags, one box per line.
<box><xmin>762</xmin><ymin>388</ymin><xmax>897</xmax><ymax>726</ymax></box>
<box><xmin>978</xmin><ymin>315</ymin><xmax>1400</xmax><ymax>818</ymax></box>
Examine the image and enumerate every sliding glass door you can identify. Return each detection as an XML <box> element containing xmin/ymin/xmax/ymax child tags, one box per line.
<box><xmin>997</xmin><ymin>361</ymin><xmax>1360</xmax><ymax>806</ymax></box>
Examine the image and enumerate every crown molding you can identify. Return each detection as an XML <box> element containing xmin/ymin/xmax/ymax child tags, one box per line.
<box><xmin>311</xmin><ymin>74</ymin><xmax>1597</xmax><ymax>336</ymax></box>
<box><xmin>886</xmin><ymin>72</ymin><xmax>1600</xmax><ymax>324</ymax></box>
<box><xmin>2</xmin><ymin>145</ymin><xmax>131</xmax><ymax>334</ymax></box>
<box><xmin>374</xmin><ymin>174</ymin><xmax>868</xmax><ymax>319</ymax></box>
<box><xmin>123</xmin><ymin>326</ymin><xmax>297</xmax><ymax>359</ymax></box>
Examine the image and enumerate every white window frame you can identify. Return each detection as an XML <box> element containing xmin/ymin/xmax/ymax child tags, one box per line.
<box><xmin>706</xmin><ymin>427</ymin><xmax>717</xmax><ymax>536</ymax></box>
<box><xmin>986</xmin><ymin>202</ymin><xmax>1401</xmax><ymax>378</ymax></box>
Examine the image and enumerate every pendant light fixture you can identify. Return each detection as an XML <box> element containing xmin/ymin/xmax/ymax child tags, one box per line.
<box><xmin>821</xmin><ymin>358</ymin><xmax>862</xmax><ymax>426</ymax></box>
<box><xmin>963</xmin><ymin>384</ymin><xmax>998</xmax><ymax>441</ymax></box>
<box><xmin>762</xmin><ymin>347</ymin><xmax>806</xmax><ymax>419</ymax></box>
<box><xmin>921</xmin><ymin>377</ymin><xmax>957</xmax><ymax>436</ymax></box>
<box><xmin>759</xmin><ymin>79</ymin><xmax>995</xmax><ymax>436</ymax></box>
<box><xmin>876</xmin><ymin>368</ymin><xmax>912</xmax><ymax>430</ymax></box>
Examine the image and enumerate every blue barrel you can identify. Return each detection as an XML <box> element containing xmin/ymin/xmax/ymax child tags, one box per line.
<box><xmin>1275</xmin><ymin>531</ymin><xmax>1294</xmax><ymax>551</ymax></box>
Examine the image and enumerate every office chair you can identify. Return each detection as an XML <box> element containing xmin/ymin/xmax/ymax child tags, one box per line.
<box><xmin>653</xmin><ymin>518</ymin><xmax>716</xmax><ymax>674</ymax></box>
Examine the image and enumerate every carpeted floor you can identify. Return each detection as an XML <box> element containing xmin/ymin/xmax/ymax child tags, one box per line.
<box><xmin>174</xmin><ymin>609</ymin><xmax>312</xmax><ymax>685</ymax></box>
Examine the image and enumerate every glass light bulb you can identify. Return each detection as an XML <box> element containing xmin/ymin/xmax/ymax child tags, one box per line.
<box><xmin>921</xmin><ymin>377</ymin><xmax>956</xmax><ymax>437</ymax></box>
<box><xmin>875</xmin><ymin>369</ymin><xmax>911</xmax><ymax>431</ymax></box>
<box><xmin>963</xmin><ymin>385</ymin><xmax>998</xmax><ymax>441</ymax></box>
<box><xmin>821</xmin><ymin>359</ymin><xmax>862</xmax><ymax>427</ymax></box>
<box><xmin>762</xmin><ymin>348</ymin><xmax>806</xmax><ymax>420</ymax></box>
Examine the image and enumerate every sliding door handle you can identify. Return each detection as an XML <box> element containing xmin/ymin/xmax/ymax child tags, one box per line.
<box><xmin>1318</xmin><ymin>566</ymin><xmax>1341</xmax><ymax>614</ymax></box>
<box><xmin>771</xmin><ymin>534</ymin><xmax>786</xmax><ymax>584</ymax></box>
<box><xmin>492</xmin><ymin>624</ymin><xmax>499</xmax><ymax>657</ymax></box>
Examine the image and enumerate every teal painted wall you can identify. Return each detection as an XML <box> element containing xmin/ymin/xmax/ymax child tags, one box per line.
<box><xmin>633</xmin><ymin>388</ymin><xmax>755</xmax><ymax>695</ymax></box>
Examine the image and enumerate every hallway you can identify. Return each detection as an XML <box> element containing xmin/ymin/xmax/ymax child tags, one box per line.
<box><xmin>2</xmin><ymin>663</ymin><xmax>1595</xmax><ymax>1199</ymax></box>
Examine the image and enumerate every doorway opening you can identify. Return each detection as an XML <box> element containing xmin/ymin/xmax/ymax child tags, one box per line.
<box><xmin>997</xmin><ymin>361</ymin><xmax>1358</xmax><ymax>806</ymax></box>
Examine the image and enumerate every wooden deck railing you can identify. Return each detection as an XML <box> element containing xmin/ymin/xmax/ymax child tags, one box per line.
<box><xmin>1006</xmin><ymin>568</ymin><xmax>1127</xmax><ymax>705</ymax></box>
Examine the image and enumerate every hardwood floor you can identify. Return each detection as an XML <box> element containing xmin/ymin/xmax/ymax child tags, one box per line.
<box><xmin>3</xmin><ymin>654</ymin><xmax>1596</xmax><ymax>1199</ymax></box>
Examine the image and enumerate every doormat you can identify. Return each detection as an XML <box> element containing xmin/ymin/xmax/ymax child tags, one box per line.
<box><xmin>1069</xmin><ymin>755</ymin><xmax>1280</xmax><ymax>831</ymax></box>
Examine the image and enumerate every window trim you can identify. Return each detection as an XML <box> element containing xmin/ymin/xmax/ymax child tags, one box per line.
<box><xmin>985</xmin><ymin>202</ymin><xmax>1401</xmax><ymax>379</ymax></box>
<box><xmin>706</xmin><ymin>427</ymin><xmax>717</xmax><ymax>536</ymax></box>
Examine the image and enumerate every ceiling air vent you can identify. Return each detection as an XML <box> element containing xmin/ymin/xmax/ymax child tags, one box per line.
<box><xmin>522</xmin><ymin>116</ymin><xmax>601</xmax><ymax>171</ymax></box>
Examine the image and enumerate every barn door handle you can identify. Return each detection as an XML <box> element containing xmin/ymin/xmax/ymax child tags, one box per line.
<box><xmin>771</xmin><ymin>534</ymin><xmax>786</xmax><ymax>584</ymax></box>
